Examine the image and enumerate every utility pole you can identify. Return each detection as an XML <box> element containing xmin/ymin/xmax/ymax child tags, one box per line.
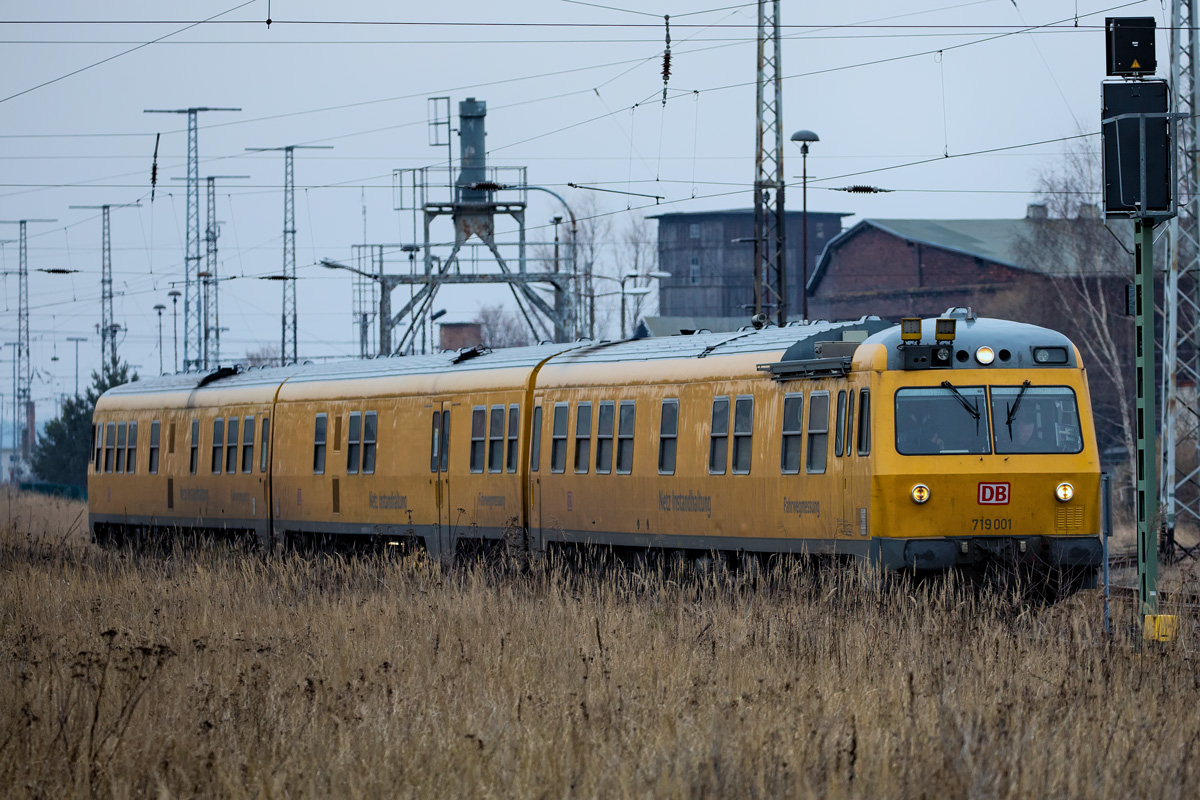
<box><xmin>168</xmin><ymin>290</ymin><xmax>181</xmax><ymax>372</ymax></box>
<box><xmin>144</xmin><ymin>107</ymin><xmax>240</xmax><ymax>371</ymax></box>
<box><xmin>66</xmin><ymin>336</ymin><xmax>87</xmax><ymax>395</ymax></box>
<box><xmin>0</xmin><ymin>219</ymin><xmax>55</xmax><ymax>461</ymax></box>
<box><xmin>753</xmin><ymin>0</ymin><xmax>786</xmax><ymax>326</ymax></box>
<box><xmin>69</xmin><ymin>204</ymin><xmax>140</xmax><ymax>368</ymax></box>
<box><xmin>246</xmin><ymin>145</ymin><xmax>332</xmax><ymax>365</ymax></box>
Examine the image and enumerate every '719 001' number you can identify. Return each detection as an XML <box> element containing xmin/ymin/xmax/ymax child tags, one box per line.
<box><xmin>972</xmin><ymin>518</ymin><xmax>1012</xmax><ymax>531</ymax></box>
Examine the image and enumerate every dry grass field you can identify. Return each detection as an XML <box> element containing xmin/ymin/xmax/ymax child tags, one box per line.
<box><xmin>2</xmin><ymin>487</ymin><xmax>1199</xmax><ymax>799</ymax></box>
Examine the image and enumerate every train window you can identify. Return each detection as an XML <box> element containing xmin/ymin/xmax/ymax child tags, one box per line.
<box><xmin>834</xmin><ymin>390</ymin><xmax>847</xmax><ymax>458</ymax></box>
<box><xmin>168</xmin><ymin>422</ymin><xmax>176</xmax><ymax>455</ymax></box>
<box><xmin>260</xmin><ymin>418</ymin><xmax>270</xmax><ymax>473</ymax></box>
<box><xmin>242</xmin><ymin>417</ymin><xmax>255</xmax><ymax>474</ymax></box>
<box><xmin>845</xmin><ymin>391</ymin><xmax>856</xmax><ymax>458</ymax></box>
<box><xmin>439</xmin><ymin>411</ymin><xmax>450</xmax><ymax>472</ymax></box>
<box><xmin>211</xmin><ymin>419</ymin><xmax>224</xmax><ymax>474</ymax></box>
<box><xmin>857</xmin><ymin>390</ymin><xmax>871</xmax><ymax>456</ymax></box>
<box><xmin>190</xmin><ymin>419</ymin><xmax>199</xmax><ymax>475</ymax></box>
<box><xmin>506</xmin><ymin>406</ymin><xmax>519</xmax><ymax>473</ymax></box>
<box><xmin>126</xmin><ymin>421</ymin><xmax>137</xmax><ymax>474</ymax></box>
<box><xmin>575</xmin><ymin>402</ymin><xmax>592</xmax><ymax>474</ymax></box>
<box><xmin>115</xmin><ymin>423</ymin><xmax>127</xmax><ymax>474</ymax></box>
<box><xmin>104</xmin><ymin>422</ymin><xmax>115</xmax><ymax>473</ymax></box>
<box><xmin>732</xmin><ymin>396</ymin><xmax>753</xmax><ymax>474</ymax></box>
<box><xmin>148</xmin><ymin>421</ymin><xmax>160</xmax><ymax>474</ymax></box>
<box><xmin>781</xmin><ymin>394</ymin><xmax>803</xmax><ymax>474</ymax></box>
<box><xmin>363</xmin><ymin>412</ymin><xmax>377</xmax><ymax>474</ymax></box>
<box><xmin>551</xmin><ymin>403</ymin><xmax>568</xmax><ymax>473</ymax></box>
<box><xmin>313</xmin><ymin>414</ymin><xmax>327</xmax><ymax>475</ymax></box>
<box><xmin>349</xmin><ymin>411</ymin><xmax>363</xmax><ymax>475</ymax></box>
<box><xmin>807</xmin><ymin>392</ymin><xmax>829</xmax><ymax>474</ymax></box>
<box><xmin>92</xmin><ymin>424</ymin><xmax>100</xmax><ymax>471</ymax></box>
<box><xmin>658</xmin><ymin>399</ymin><xmax>678</xmax><ymax>475</ymax></box>
<box><xmin>895</xmin><ymin>386</ymin><xmax>989</xmax><ymax>456</ymax></box>
<box><xmin>709</xmin><ymin>397</ymin><xmax>729</xmax><ymax>474</ymax></box>
<box><xmin>225</xmin><ymin>416</ymin><xmax>238</xmax><ymax>474</ymax></box>
<box><xmin>596</xmin><ymin>401</ymin><xmax>615</xmax><ymax>474</ymax></box>
<box><xmin>530</xmin><ymin>406</ymin><xmax>543</xmax><ymax>472</ymax></box>
<box><xmin>617</xmin><ymin>401</ymin><xmax>635</xmax><ymax>474</ymax></box>
<box><xmin>470</xmin><ymin>407</ymin><xmax>486</xmax><ymax>473</ymax></box>
<box><xmin>429</xmin><ymin>411</ymin><xmax>440</xmax><ymax>473</ymax></box>
<box><xmin>990</xmin><ymin>386</ymin><xmax>1083</xmax><ymax>455</ymax></box>
<box><xmin>488</xmin><ymin>405</ymin><xmax>505</xmax><ymax>473</ymax></box>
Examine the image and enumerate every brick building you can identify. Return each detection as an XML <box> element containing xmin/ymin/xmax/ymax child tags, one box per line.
<box><xmin>652</xmin><ymin>209</ymin><xmax>850</xmax><ymax>320</ymax></box>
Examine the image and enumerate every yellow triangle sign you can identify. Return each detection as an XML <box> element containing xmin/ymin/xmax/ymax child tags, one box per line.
<box><xmin>1131</xmin><ymin>59</ymin><xmax>1141</xmax><ymax>69</ymax></box>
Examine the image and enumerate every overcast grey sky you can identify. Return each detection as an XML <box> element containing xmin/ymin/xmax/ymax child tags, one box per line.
<box><xmin>0</xmin><ymin>0</ymin><xmax>1166</xmax><ymax>425</ymax></box>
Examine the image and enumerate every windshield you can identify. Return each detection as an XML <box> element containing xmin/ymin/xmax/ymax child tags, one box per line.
<box><xmin>991</xmin><ymin>386</ymin><xmax>1083</xmax><ymax>454</ymax></box>
<box><xmin>895</xmin><ymin>386</ymin><xmax>991</xmax><ymax>455</ymax></box>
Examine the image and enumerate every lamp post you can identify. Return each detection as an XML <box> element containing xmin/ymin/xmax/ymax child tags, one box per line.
<box><xmin>153</xmin><ymin>304</ymin><xmax>166</xmax><ymax>374</ymax></box>
<box><xmin>167</xmin><ymin>290</ymin><xmax>181</xmax><ymax>372</ymax></box>
<box><xmin>66</xmin><ymin>336</ymin><xmax>87</xmax><ymax>395</ymax></box>
<box><xmin>790</xmin><ymin>129</ymin><xmax>819</xmax><ymax>320</ymax></box>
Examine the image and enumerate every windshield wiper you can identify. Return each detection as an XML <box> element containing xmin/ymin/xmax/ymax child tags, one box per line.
<box><xmin>940</xmin><ymin>380</ymin><xmax>980</xmax><ymax>421</ymax></box>
<box><xmin>1005</xmin><ymin>379</ymin><xmax>1032</xmax><ymax>438</ymax></box>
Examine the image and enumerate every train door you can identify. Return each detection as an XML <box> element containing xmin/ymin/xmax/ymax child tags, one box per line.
<box><xmin>528</xmin><ymin>400</ymin><xmax>545</xmax><ymax>554</ymax></box>
<box><xmin>430</xmin><ymin>403</ymin><xmax>452</xmax><ymax>559</ymax></box>
<box><xmin>843</xmin><ymin>387</ymin><xmax>871</xmax><ymax>544</ymax></box>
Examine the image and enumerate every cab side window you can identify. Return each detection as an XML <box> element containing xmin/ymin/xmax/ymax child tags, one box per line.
<box><xmin>506</xmin><ymin>405</ymin><xmax>519</xmax><ymax>473</ymax></box>
<box><xmin>857</xmin><ymin>389</ymin><xmax>871</xmax><ymax>455</ymax></box>
<box><xmin>470</xmin><ymin>407</ymin><xmax>486</xmax><ymax>473</ymax></box>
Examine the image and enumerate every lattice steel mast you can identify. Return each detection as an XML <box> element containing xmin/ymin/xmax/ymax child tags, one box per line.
<box><xmin>753</xmin><ymin>0</ymin><xmax>787</xmax><ymax>325</ymax></box>
<box><xmin>1163</xmin><ymin>0</ymin><xmax>1200</xmax><ymax>556</ymax></box>
<box><xmin>0</xmin><ymin>218</ymin><xmax>54</xmax><ymax>460</ymax></box>
<box><xmin>68</xmin><ymin>204</ymin><xmax>140</xmax><ymax>368</ymax></box>
<box><xmin>144</xmin><ymin>107</ymin><xmax>239</xmax><ymax>371</ymax></box>
<box><xmin>246</xmin><ymin>145</ymin><xmax>331</xmax><ymax>365</ymax></box>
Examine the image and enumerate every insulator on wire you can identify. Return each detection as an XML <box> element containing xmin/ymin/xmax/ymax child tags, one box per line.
<box><xmin>661</xmin><ymin>15</ymin><xmax>671</xmax><ymax>107</ymax></box>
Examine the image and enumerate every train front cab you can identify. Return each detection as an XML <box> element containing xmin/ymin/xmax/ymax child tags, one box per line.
<box><xmin>863</xmin><ymin>315</ymin><xmax>1103</xmax><ymax>585</ymax></box>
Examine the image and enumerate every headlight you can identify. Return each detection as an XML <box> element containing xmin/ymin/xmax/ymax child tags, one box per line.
<box><xmin>1055</xmin><ymin>482</ymin><xmax>1074</xmax><ymax>502</ymax></box>
<box><xmin>975</xmin><ymin>346</ymin><xmax>995</xmax><ymax>365</ymax></box>
<box><xmin>911</xmin><ymin>484</ymin><xmax>930</xmax><ymax>504</ymax></box>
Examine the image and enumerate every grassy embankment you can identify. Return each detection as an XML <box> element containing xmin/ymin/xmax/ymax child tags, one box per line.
<box><xmin>1</xmin><ymin>488</ymin><xmax>1198</xmax><ymax>798</ymax></box>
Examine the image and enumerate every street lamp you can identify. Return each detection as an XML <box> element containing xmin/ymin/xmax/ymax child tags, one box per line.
<box><xmin>153</xmin><ymin>304</ymin><xmax>167</xmax><ymax>374</ymax></box>
<box><xmin>790</xmin><ymin>129</ymin><xmax>819</xmax><ymax>321</ymax></box>
<box><xmin>66</xmin><ymin>337</ymin><xmax>87</xmax><ymax>396</ymax></box>
<box><xmin>167</xmin><ymin>290</ymin><xmax>181</xmax><ymax>372</ymax></box>
<box><xmin>593</xmin><ymin>271</ymin><xmax>671</xmax><ymax>339</ymax></box>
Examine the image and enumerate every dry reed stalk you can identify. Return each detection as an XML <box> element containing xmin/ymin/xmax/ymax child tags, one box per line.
<box><xmin>0</xmin><ymin>490</ymin><xmax>1196</xmax><ymax>798</ymax></box>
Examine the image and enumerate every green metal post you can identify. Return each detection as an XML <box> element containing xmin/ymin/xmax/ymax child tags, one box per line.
<box><xmin>1134</xmin><ymin>218</ymin><xmax>1159</xmax><ymax>615</ymax></box>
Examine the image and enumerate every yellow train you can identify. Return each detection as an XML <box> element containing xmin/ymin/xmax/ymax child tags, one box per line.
<box><xmin>89</xmin><ymin>310</ymin><xmax>1103</xmax><ymax>587</ymax></box>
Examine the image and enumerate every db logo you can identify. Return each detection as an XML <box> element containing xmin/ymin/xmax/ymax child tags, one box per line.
<box><xmin>978</xmin><ymin>482</ymin><xmax>1010</xmax><ymax>505</ymax></box>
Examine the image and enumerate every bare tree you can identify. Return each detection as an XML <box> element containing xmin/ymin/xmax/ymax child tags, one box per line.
<box><xmin>242</xmin><ymin>344</ymin><xmax>281</xmax><ymax>367</ymax></box>
<box><xmin>618</xmin><ymin>213</ymin><xmax>659</xmax><ymax>333</ymax></box>
<box><xmin>478</xmin><ymin>303</ymin><xmax>533</xmax><ymax>349</ymax></box>
<box><xmin>568</xmin><ymin>194</ymin><xmax>611</xmax><ymax>339</ymax></box>
<box><xmin>1013</xmin><ymin>146</ymin><xmax>1135</xmax><ymax>478</ymax></box>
